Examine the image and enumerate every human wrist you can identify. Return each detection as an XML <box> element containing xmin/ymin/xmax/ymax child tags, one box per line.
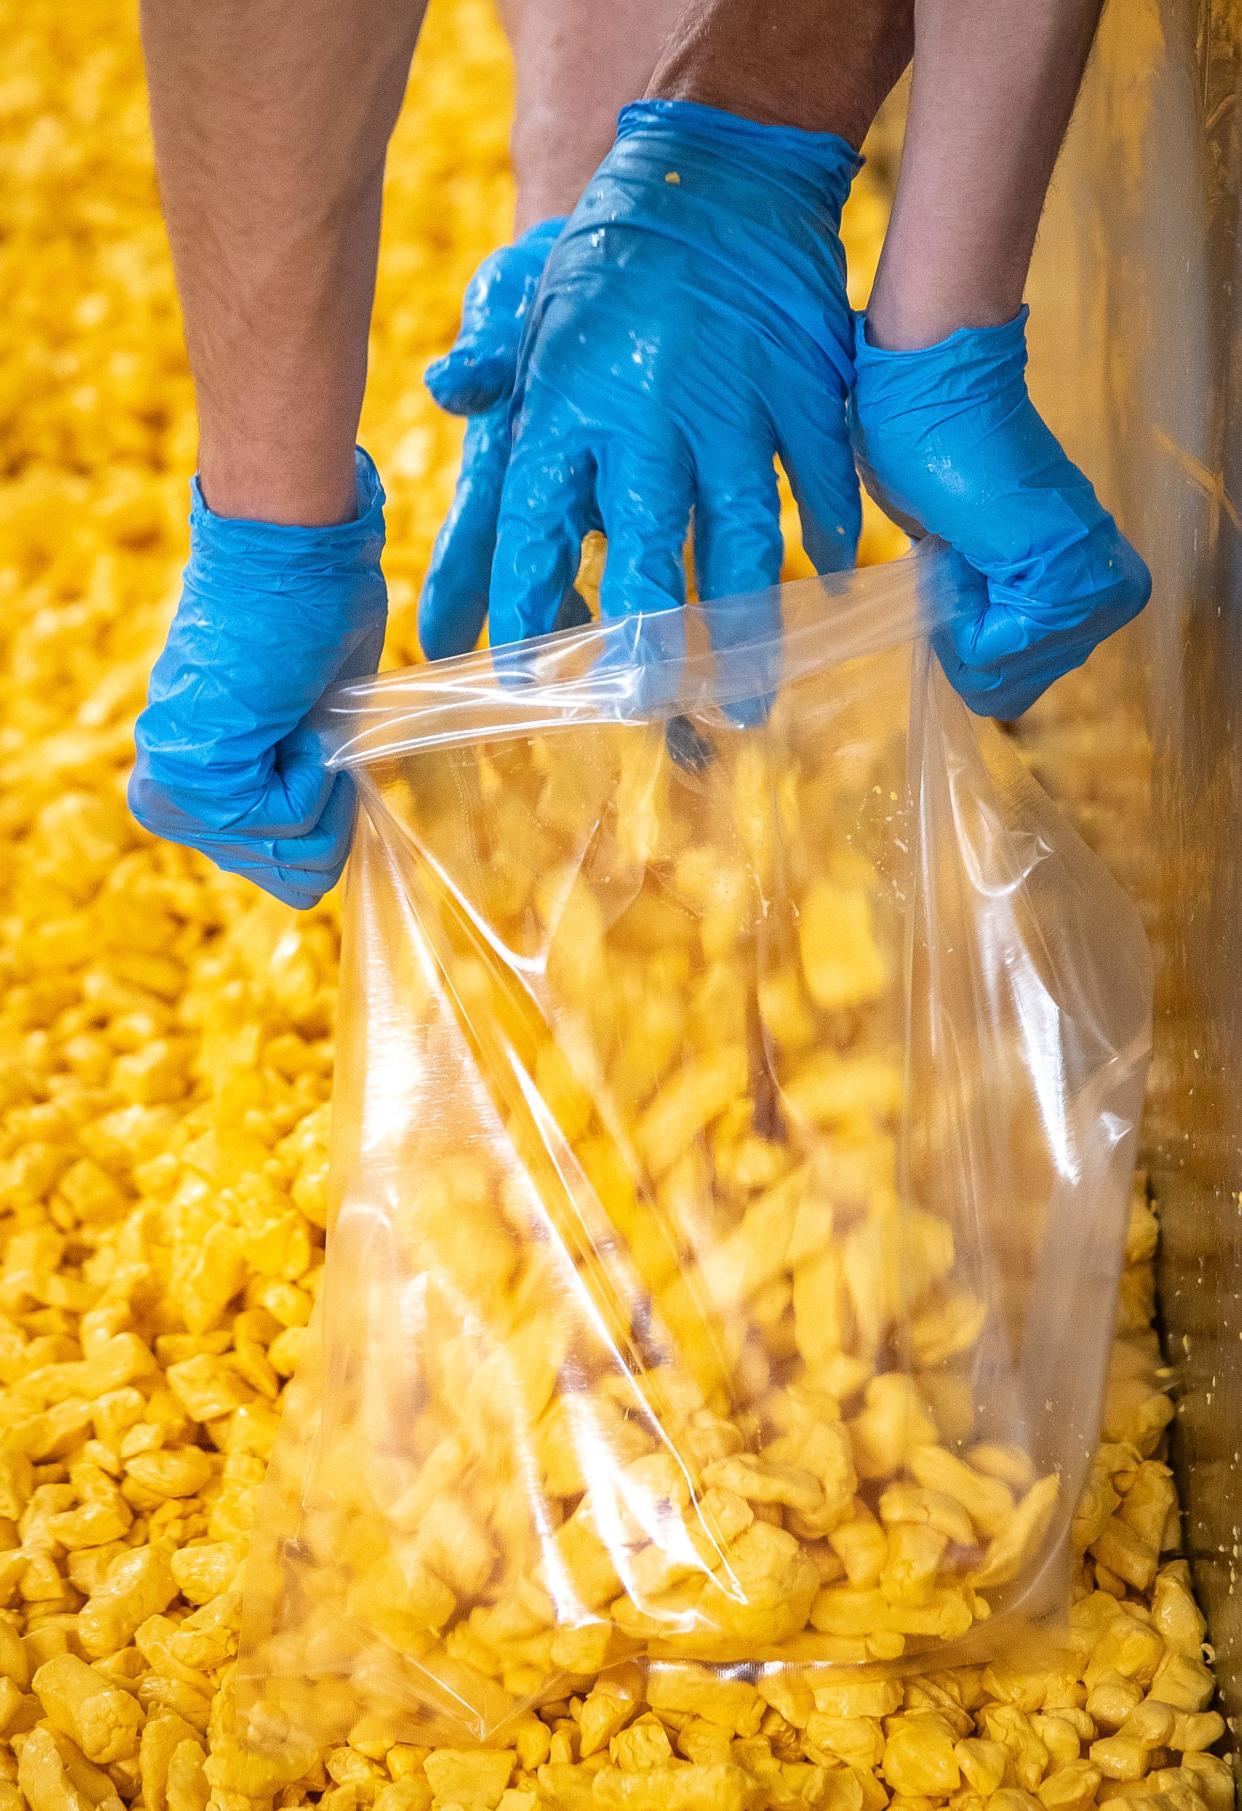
<box><xmin>511</xmin><ymin>105</ymin><xmax>621</xmax><ymax>232</ymax></box>
<box><xmin>866</xmin><ymin>253</ymin><xmax>1027</xmax><ymax>352</ymax></box>
<box><xmin>197</xmin><ymin>436</ymin><xmax>363</xmax><ymax>529</ymax></box>
<box><xmin>646</xmin><ymin>0</ymin><xmax>912</xmax><ymax>147</ymax></box>
<box><xmin>647</xmin><ymin>44</ymin><xmax>859</xmax><ymax>139</ymax></box>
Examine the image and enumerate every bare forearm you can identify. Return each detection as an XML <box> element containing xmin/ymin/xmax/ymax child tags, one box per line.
<box><xmin>647</xmin><ymin>0</ymin><xmax>914</xmax><ymax>147</ymax></box>
<box><xmin>141</xmin><ymin>0</ymin><xmax>423</xmax><ymax>524</ymax></box>
<box><xmin>500</xmin><ymin>0</ymin><xmax>686</xmax><ymax>230</ymax></box>
<box><xmin>869</xmin><ymin>0</ymin><xmax>1102</xmax><ymax>348</ymax></box>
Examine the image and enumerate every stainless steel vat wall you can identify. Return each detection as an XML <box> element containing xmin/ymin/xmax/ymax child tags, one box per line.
<box><xmin>1023</xmin><ymin>0</ymin><xmax>1242</xmax><ymax>1734</ymax></box>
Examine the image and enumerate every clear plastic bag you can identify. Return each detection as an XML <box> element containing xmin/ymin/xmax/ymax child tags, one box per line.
<box><xmin>238</xmin><ymin>545</ymin><xmax>1152</xmax><ymax>1750</ymax></box>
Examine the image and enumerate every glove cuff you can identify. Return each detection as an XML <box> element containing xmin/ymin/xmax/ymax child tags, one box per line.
<box><xmin>854</xmin><ymin>305</ymin><xmax>1030</xmax><ymax>374</ymax></box>
<box><xmin>186</xmin><ymin>447</ymin><xmax>387</xmax><ymax>599</ymax></box>
<box><xmin>616</xmin><ymin>98</ymin><xmax>861</xmax><ymax>214</ymax></box>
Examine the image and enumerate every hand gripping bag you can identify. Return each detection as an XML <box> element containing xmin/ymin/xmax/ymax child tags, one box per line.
<box><xmin>237</xmin><ymin>545</ymin><xmax>1152</xmax><ymax>1748</ymax></box>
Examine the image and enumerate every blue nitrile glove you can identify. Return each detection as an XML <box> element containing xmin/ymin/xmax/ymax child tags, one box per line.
<box><xmin>488</xmin><ymin>100</ymin><xmax>863</xmax><ymax>664</ymax></box>
<box><xmin>419</xmin><ymin>218</ymin><xmax>568</xmax><ymax>660</ymax></box>
<box><xmin>850</xmin><ymin>307</ymin><xmax>1151</xmax><ymax>719</ymax></box>
<box><xmin>128</xmin><ymin>447</ymin><xmax>387</xmax><ymax>910</ymax></box>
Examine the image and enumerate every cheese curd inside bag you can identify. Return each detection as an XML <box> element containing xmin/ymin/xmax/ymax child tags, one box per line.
<box><xmin>238</xmin><ymin>545</ymin><xmax>1152</xmax><ymax>1748</ymax></box>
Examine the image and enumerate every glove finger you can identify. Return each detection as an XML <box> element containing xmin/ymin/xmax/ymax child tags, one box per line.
<box><xmin>426</xmin><ymin>346</ymin><xmax>514</xmax><ymax>418</ymax></box>
<box><xmin>940</xmin><ymin>618</ymin><xmax>1126</xmax><ymax>721</ymax></box>
<box><xmin>972</xmin><ymin>528</ymin><xmax>1151</xmax><ymax>662</ymax></box>
<box><xmin>426</xmin><ymin>221</ymin><xmax>565</xmax><ymax>416</ymax></box>
<box><xmin>596</xmin><ymin>437</ymin><xmax>692</xmax><ymax>623</ymax></box>
<box><xmin>206</xmin><ymin>849</ymin><xmax>340</xmax><ymax>911</ymax></box>
<box><xmin>426</xmin><ymin>261</ymin><xmax>527</xmax><ymax>417</ymax></box>
<box><xmin>127</xmin><ymin>755</ymin><xmax>332</xmax><ymax>848</ymax></box>
<box><xmin>931</xmin><ymin>550</ymin><xmax>1034</xmax><ymax>718</ymax></box>
<box><xmin>592</xmin><ymin>435</ymin><xmax>693</xmax><ymax>718</ymax></box>
<box><xmin>267</xmin><ymin>762</ymin><xmax>358</xmax><ymax>870</ymax></box>
<box><xmin>200</xmin><ymin>615</ymin><xmax>382</xmax><ymax>842</ymax></box>
<box><xmin>489</xmin><ymin>429</ymin><xmax>595</xmax><ymax>648</ymax></box>
<box><xmin>196</xmin><ymin>771</ymin><xmax>357</xmax><ymax>879</ymax></box>
<box><xmin>419</xmin><ymin>407</ymin><xmax>510</xmax><ymax>661</ymax></box>
<box><xmin>252</xmin><ymin>755</ymin><xmax>339</xmax><ymax>843</ymax></box>
<box><xmin>692</xmin><ymin>438</ymin><xmax>784</xmax><ymax>727</ymax></box>
<box><xmin>332</xmin><ymin>613</ymin><xmax>388</xmax><ymax>686</ymax></box>
<box><xmin>939</xmin><ymin>528</ymin><xmax>1150</xmax><ymax>717</ymax></box>
<box><xmin>776</xmin><ymin>398</ymin><xmax>862</xmax><ymax>575</ymax></box>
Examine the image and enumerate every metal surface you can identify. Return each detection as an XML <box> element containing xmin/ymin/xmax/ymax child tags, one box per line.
<box><xmin>1023</xmin><ymin>0</ymin><xmax>1242</xmax><ymax>1740</ymax></box>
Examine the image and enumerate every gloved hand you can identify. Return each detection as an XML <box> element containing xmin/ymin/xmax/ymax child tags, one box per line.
<box><xmin>419</xmin><ymin>218</ymin><xmax>567</xmax><ymax>661</ymax></box>
<box><xmin>128</xmin><ymin>447</ymin><xmax>387</xmax><ymax>909</ymax></box>
<box><xmin>850</xmin><ymin>307</ymin><xmax>1151</xmax><ymax>719</ymax></box>
<box><xmin>487</xmin><ymin>99</ymin><xmax>863</xmax><ymax>662</ymax></box>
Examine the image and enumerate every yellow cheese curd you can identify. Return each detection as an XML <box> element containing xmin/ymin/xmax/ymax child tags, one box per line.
<box><xmin>0</xmin><ymin>0</ymin><xmax>1221</xmax><ymax>1808</ymax></box>
<box><xmin>240</xmin><ymin>700</ymin><xmax>1062</xmax><ymax>1734</ymax></box>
